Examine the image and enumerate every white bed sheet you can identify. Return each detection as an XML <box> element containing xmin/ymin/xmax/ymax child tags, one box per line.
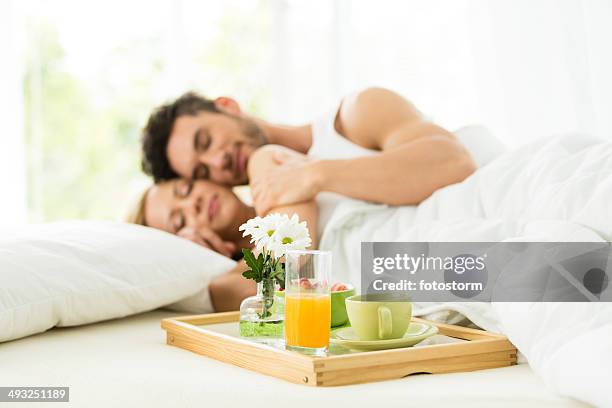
<box><xmin>320</xmin><ymin>134</ymin><xmax>612</xmax><ymax>406</ymax></box>
<box><xmin>0</xmin><ymin>311</ymin><xmax>587</xmax><ymax>408</ymax></box>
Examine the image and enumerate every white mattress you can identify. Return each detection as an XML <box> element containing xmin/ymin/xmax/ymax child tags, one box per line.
<box><xmin>0</xmin><ymin>311</ymin><xmax>587</xmax><ymax>408</ymax></box>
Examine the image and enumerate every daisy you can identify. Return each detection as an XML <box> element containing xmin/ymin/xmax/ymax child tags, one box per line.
<box><xmin>268</xmin><ymin>219</ymin><xmax>312</xmax><ymax>259</ymax></box>
<box><xmin>253</xmin><ymin>213</ymin><xmax>292</xmax><ymax>250</ymax></box>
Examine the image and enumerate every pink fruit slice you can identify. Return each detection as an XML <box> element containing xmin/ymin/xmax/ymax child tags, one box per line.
<box><xmin>331</xmin><ymin>282</ymin><xmax>348</xmax><ymax>292</ymax></box>
<box><xmin>299</xmin><ymin>278</ymin><xmax>313</xmax><ymax>289</ymax></box>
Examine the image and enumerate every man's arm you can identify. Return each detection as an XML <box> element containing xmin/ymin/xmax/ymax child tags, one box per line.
<box><xmin>313</xmin><ymin>87</ymin><xmax>476</xmax><ymax>205</ymax></box>
<box><xmin>248</xmin><ymin>145</ymin><xmax>319</xmax><ymax>245</ymax></box>
<box><xmin>251</xmin><ymin>88</ymin><xmax>476</xmax><ymax>213</ymax></box>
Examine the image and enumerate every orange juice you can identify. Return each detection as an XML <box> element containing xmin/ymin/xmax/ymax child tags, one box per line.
<box><xmin>285</xmin><ymin>293</ymin><xmax>331</xmax><ymax>349</ymax></box>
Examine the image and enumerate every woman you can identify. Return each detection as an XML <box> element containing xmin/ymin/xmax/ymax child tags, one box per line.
<box><xmin>127</xmin><ymin>145</ymin><xmax>319</xmax><ymax>311</ymax></box>
<box><xmin>134</xmin><ymin>178</ymin><xmax>255</xmax><ymax>259</ymax></box>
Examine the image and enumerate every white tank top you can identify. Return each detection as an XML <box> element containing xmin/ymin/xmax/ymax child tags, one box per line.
<box><xmin>306</xmin><ymin>104</ymin><xmax>506</xmax><ymax>240</ymax></box>
<box><xmin>308</xmin><ymin>105</ymin><xmax>378</xmax><ymax>241</ymax></box>
<box><xmin>308</xmin><ymin>106</ymin><xmax>377</xmax><ymax>160</ymax></box>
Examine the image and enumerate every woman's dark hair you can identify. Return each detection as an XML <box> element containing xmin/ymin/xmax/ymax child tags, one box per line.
<box><xmin>141</xmin><ymin>92</ymin><xmax>219</xmax><ymax>182</ymax></box>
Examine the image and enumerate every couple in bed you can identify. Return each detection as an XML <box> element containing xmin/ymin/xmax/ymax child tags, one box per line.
<box><xmin>127</xmin><ymin>87</ymin><xmax>476</xmax><ymax>311</ymax></box>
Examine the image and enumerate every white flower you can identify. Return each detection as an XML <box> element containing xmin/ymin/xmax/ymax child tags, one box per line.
<box><xmin>253</xmin><ymin>213</ymin><xmax>290</xmax><ymax>250</ymax></box>
<box><xmin>267</xmin><ymin>217</ymin><xmax>311</xmax><ymax>259</ymax></box>
<box><xmin>238</xmin><ymin>216</ymin><xmax>265</xmax><ymax>247</ymax></box>
<box><xmin>239</xmin><ymin>213</ymin><xmax>310</xmax><ymax>257</ymax></box>
<box><xmin>240</xmin><ymin>213</ymin><xmax>290</xmax><ymax>250</ymax></box>
<box><xmin>239</xmin><ymin>216</ymin><xmax>264</xmax><ymax>238</ymax></box>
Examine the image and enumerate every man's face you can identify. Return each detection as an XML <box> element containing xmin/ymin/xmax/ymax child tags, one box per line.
<box><xmin>166</xmin><ymin>111</ymin><xmax>266</xmax><ymax>185</ymax></box>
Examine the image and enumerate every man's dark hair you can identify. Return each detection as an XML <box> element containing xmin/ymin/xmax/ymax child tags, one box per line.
<box><xmin>141</xmin><ymin>92</ymin><xmax>220</xmax><ymax>182</ymax></box>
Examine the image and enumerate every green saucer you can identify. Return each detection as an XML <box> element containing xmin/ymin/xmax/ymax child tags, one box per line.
<box><xmin>330</xmin><ymin>323</ymin><xmax>438</xmax><ymax>351</ymax></box>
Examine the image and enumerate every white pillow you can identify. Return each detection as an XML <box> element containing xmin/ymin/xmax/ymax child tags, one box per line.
<box><xmin>453</xmin><ymin>125</ymin><xmax>507</xmax><ymax>168</ymax></box>
<box><xmin>0</xmin><ymin>221</ymin><xmax>235</xmax><ymax>342</ymax></box>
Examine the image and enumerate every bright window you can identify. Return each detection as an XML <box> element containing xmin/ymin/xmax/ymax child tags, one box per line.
<box><xmin>2</xmin><ymin>0</ymin><xmax>611</xmax><ymax>223</ymax></box>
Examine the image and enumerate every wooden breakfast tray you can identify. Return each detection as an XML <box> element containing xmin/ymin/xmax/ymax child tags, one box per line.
<box><xmin>161</xmin><ymin>311</ymin><xmax>517</xmax><ymax>387</ymax></box>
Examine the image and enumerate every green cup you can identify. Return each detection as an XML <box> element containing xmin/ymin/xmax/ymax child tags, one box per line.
<box><xmin>345</xmin><ymin>294</ymin><xmax>412</xmax><ymax>340</ymax></box>
<box><xmin>331</xmin><ymin>286</ymin><xmax>356</xmax><ymax>327</ymax></box>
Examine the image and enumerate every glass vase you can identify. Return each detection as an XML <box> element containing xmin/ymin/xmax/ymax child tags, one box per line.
<box><xmin>239</xmin><ymin>278</ymin><xmax>284</xmax><ymax>342</ymax></box>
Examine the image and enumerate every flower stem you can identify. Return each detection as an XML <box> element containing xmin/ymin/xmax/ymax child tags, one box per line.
<box><xmin>258</xmin><ymin>251</ymin><xmax>275</xmax><ymax>322</ymax></box>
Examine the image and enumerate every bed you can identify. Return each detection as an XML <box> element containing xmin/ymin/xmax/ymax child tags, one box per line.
<box><xmin>2</xmin><ymin>133</ymin><xmax>611</xmax><ymax>407</ymax></box>
<box><xmin>0</xmin><ymin>310</ymin><xmax>587</xmax><ymax>407</ymax></box>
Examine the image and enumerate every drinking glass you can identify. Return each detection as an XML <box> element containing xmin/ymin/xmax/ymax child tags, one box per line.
<box><xmin>284</xmin><ymin>250</ymin><xmax>332</xmax><ymax>356</ymax></box>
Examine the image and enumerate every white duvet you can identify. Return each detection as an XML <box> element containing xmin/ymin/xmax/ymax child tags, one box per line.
<box><xmin>319</xmin><ymin>134</ymin><xmax>612</xmax><ymax>407</ymax></box>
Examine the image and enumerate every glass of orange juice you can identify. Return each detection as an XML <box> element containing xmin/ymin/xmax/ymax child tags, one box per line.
<box><xmin>284</xmin><ymin>250</ymin><xmax>332</xmax><ymax>356</ymax></box>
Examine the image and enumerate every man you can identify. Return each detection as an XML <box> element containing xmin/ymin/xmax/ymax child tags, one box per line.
<box><xmin>141</xmin><ymin>87</ymin><xmax>476</xmax><ymax>253</ymax></box>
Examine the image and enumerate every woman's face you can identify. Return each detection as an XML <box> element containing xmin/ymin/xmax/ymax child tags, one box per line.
<box><xmin>144</xmin><ymin>179</ymin><xmax>248</xmax><ymax>240</ymax></box>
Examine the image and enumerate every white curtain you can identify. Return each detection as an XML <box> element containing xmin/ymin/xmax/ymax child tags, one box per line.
<box><xmin>275</xmin><ymin>0</ymin><xmax>612</xmax><ymax>147</ymax></box>
<box><xmin>467</xmin><ymin>0</ymin><xmax>612</xmax><ymax>145</ymax></box>
<box><xmin>0</xmin><ymin>0</ymin><xmax>26</xmax><ymax>227</ymax></box>
<box><xmin>2</xmin><ymin>0</ymin><xmax>611</xmax><ymax>222</ymax></box>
